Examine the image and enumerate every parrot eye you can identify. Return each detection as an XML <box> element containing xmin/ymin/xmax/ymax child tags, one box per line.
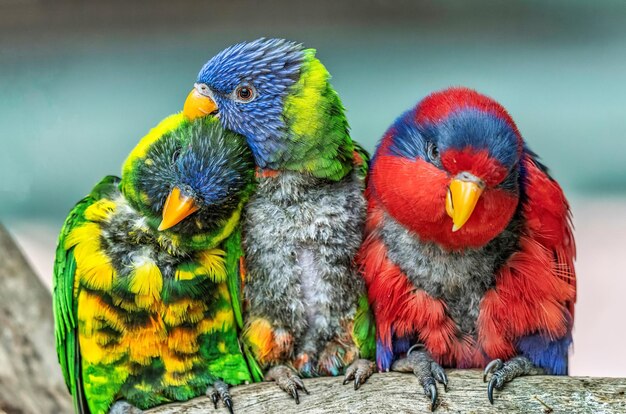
<box><xmin>427</xmin><ymin>142</ymin><xmax>441</xmax><ymax>164</ymax></box>
<box><xmin>171</xmin><ymin>148</ymin><xmax>182</xmax><ymax>164</ymax></box>
<box><xmin>234</xmin><ymin>84</ymin><xmax>256</xmax><ymax>103</ymax></box>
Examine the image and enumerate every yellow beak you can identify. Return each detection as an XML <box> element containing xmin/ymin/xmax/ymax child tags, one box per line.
<box><xmin>445</xmin><ymin>174</ymin><xmax>485</xmax><ymax>232</ymax></box>
<box><xmin>183</xmin><ymin>88</ymin><xmax>218</xmax><ymax>120</ymax></box>
<box><xmin>158</xmin><ymin>187</ymin><xmax>199</xmax><ymax>231</ymax></box>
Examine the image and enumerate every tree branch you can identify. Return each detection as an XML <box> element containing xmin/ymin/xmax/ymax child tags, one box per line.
<box><xmin>0</xmin><ymin>224</ymin><xmax>72</xmax><ymax>414</ymax></box>
<box><xmin>147</xmin><ymin>371</ymin><xmax>626</xmax><ymax>414</ymax></box>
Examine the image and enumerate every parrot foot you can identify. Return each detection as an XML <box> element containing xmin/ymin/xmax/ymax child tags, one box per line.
<box><xmin>391</xmin><ymin>348</ymin><xmax>448</xmax><ymax>411</ymax></box>
<box><xmin>207</xmin><ymin>380</ymin><xmax>233</xmax><ymax>414</ymax></box>
<box><xmin>343</xmin><ymin>358</ymin><xmax>376</xmax><ymax>390</ymax></box>
<box><xmin>266</xmin><ymin>365</ymin><xmax>310</xmax><ymax>404</ymax></box>
<box><xmin>483</xmin><ymin>356</ymin><xmax>544</xmax><ymax>404</ymax></box>
<box><xmin>108</xmin><ymin>400</ymin><xmax>144</xmax><ymax>414</ymax></box>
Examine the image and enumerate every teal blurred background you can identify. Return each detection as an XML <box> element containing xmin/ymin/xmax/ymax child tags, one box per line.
<box><xmin>1</xmin><ymin>0</ymin><xmax>625</xmax><ymax>376</ymax></box>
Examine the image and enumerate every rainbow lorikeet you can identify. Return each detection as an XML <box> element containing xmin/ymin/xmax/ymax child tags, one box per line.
<box><xmin>359</xmin><ymin>87</ymin><xmax>576</xmax><ymax>410</ymax></box>
<box><xmin>182</xmin><ymin>38</ymin><xmax>376</xmax><ymax>403</ymax></box>
<box><xmin>53</xmin><ymin>115</ymin><xmax>256</xmax><ymax>414</ymax></box>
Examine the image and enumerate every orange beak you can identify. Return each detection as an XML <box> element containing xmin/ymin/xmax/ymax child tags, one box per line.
<box><xmin>183</xmin><ymin>86</ymin><xmax>218</xmax><ymax>121</ymax></box>
<box><xmin>158</xmin><ymin>187</ymin><xmax>199</xmax><ymax>231</ymax></box>
<box><xmin>445</xmin><ymin>173</ymin><xmax>485</xmax><ymax>232</ymax></box>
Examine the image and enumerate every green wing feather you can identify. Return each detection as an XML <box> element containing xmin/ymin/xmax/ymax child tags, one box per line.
<box><xmin>53</xmin><ymin>176</ymin><xmax>121</xmax><ymax>414</ymax></box>
<box><xmin>223</xmin><ymin>228</ymin><xmax>244</xmax><ymax>330</ymax></box>
<box><xmin>352</xmin><ymin>140</ymin><xmax>370</xmax><ymax>184</ymax></box>
<box><xmin>222</xmin><ymin>227</ymin><xmax>264</xmax><ymax>382</ymax></box>
<box><xmin>352</xmin><ymin>143</ymin><xmax>374</xmax><ymax>358</ymax></box>
<box><xmin>352</xmin><ymin>295</ymin><xmax>376</xmax><ymax>360</ymax></box>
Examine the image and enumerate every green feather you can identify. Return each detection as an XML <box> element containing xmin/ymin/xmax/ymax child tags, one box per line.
<box><xmin>53</xmin><ymin>175</ymin><xmax>121</xmax><ymax>414</ymax></box>
<box><xmin>352</xmin><ymin>140</ymin><xmax>370</xmax><ymax>184</ymax></box>
<box><xmin>353</xmin><ymin>295</ymin><xmax>376</xmax><ymax>360</ymax></box>
<box><xmin>223</xmin><ymin>228</ymin><xmax>244</xmax><ymax>329</ymax></box>
<box><xmin>282</xmin><ymin>49</ymin><xmax>355</xmax><ymax>181</ymax></box>
<box><xmin>222</xmin><ymin>225</ymin><xmax>264</xmax><ymax>382</ymax></box>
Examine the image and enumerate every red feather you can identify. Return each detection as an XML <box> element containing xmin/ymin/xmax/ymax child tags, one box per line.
<box><xmin>359</xmin><ymin>153</ymin><xmax>576</xmax><ymax>369</ymax></box>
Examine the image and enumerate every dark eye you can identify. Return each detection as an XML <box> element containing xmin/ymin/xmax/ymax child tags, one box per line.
<box><xmin>427</xmin><ymin>142</ymin><xmax>440</xmax><ymax>163</ymax></box>
<box><xmin>235</xmin><ymin>85</ymin><xmax>256</xmax><ymax>102</ymax></box>
<box><xmin>171</xmin><ymin>148</ymin><xmax>182</xmax><ymax>163</ymax></box>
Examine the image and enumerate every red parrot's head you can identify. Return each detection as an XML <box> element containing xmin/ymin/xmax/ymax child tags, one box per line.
<box><xmin>370</xmin><ymin>87</ymin><xmax>524</xmax><ymax>250</ymax></box>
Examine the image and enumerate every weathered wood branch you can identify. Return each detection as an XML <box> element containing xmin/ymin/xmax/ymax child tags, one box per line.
<box><xmin>148</xmin><ymin>371</ymin><xmax>626</xmax><ymax>414</ymax></box>
<box><xmin>0</xmin><ymin>224</ymin><xmax>625</xmax><ymax>414</ymax></box>
<box><xmin>0</xmin><ymin>224</ymin><xmax>72</xmax><ymax>414</ymax></box>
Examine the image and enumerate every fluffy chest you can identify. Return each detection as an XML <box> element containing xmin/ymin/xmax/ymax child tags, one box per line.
<box><xmin>380</xmin><ymin>213</ymin><xmax>521</xmax><ymax>335</ymax></box>
<box><xmin>243</xmin><ymin>172</ymin><xmax>365</xmax><ymax>246</ymax></box>
<box><xmin>241</xmin><ymin>171</ymin><xmax>366</xmax><ymax>338</ymax></box>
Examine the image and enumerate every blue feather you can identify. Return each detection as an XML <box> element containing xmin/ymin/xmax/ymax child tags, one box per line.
<box><xmin>196</xmin><ymin>38</ymin><xmax>305</xmax><ymax>167</ymax></box>
<box><xmin>384</xmin><ymin>106</ymin><xmax>519</xmax><ymax>172</ymax></box>
<box><xmin>516</xmin><ymin>332</ymin><xmax>572</xmax><ymax>375</ymax></box>
<box><xmin>376</xmin><ymin>338</ymin><xmax>394</xmax><ymax>372</ymax></box>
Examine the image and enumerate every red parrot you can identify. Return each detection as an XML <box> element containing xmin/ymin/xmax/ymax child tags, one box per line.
<box><xmin>359</xmin><ymin>87</ymin><xmax>576</xmax><ymax>409</ymax></box>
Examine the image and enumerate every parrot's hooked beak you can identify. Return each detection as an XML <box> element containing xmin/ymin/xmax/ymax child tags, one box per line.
<box><xmin>445</xmin><ymin>172</ymin><xmax>485</xmax><ymax>232</ymax></box>
<box><xmin>183</xmin><ymin>83</ymin><xmax>218</xmax><ymax>120</ymax></box>
<box><xmin>158</xmin><ymin>187</ymin><xmax>199</xmax><ymax>231</ymax></box>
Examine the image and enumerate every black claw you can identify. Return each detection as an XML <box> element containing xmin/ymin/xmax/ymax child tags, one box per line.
<box><xmin>354</xmin><ymin>378</ymin><xmax>361</xmax><ymax>391</ymax></box>
<box><xmin>428</xmin><ymin>384</ymin><xmax>437</xmax><ymax>411</ymax></box>
<box><xmin>301</xmin><ymin>384</ymin><xmax>309</xmax><ymax>395</ymax></box>
<box><xmin>293</xmin><ymin>388</ymin><xmax>300</xmax><ymax>404</ymax></box>
<box><xmin>224</xmin><ymin>398</ymin><xmax>234</xmax><ymax>414</ymax></box>
<box><xmin>487</xmin><ymin>377</ymin><xmax>496</xmax><ymax>404</ymax></box>
<box><xmin>483</xmin><ymin>359</ymin><xmax>502</xmax><ymax>383</ymax></box>
<box><xmin>433</xmin><ymin>367</ymin><xmax>448</xmax><ymax>392</ymax></box>
<box><xmin>211</xmin><ymin>393</ymin><xmax>219</xmax><ymax>409</ymax></box>
<box><xmin>343</xmin><ymin>378</ymin><xmax>350</xmax><ymax>385</ymax></box>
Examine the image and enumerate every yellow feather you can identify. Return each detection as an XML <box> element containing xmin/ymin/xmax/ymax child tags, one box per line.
<box><xmin>283</xmin><ymin>52</ymin><xmax>328</xmax><ymax>138</ymax></box>
<box><xmin>124</xmin><ymin>316</ymin><xmax>166</xmax><ymax>365</ymax></box>
<box><xmin>197</xmin><ymin>308</ymin><xmax>234</xmax><ymax>335</ymax></box>
<box><xmin>163</xmin><ymin>299</ymin><xmax>207</xmax><ymax>326</ymax></box>
<box><xmin>67</xmin><ymin>223</ymin><xmax>115</xmax><ymax>291</ymax></box>
<box><xmin>174</xmin><ymin>268</ymin><xmax>196</xmax><ymax>281</ymax></box>
<box><xmin>129</xmin><ymin>260</ymin><xmax>163</xmax><ymax>309</ymax></box>
<box><xmin>161</xmin><ymin>344</ymin><xmax>197</xmax><ymax>373</ymax></box>
<box><xmin>77</xmin><ymin>290</ymin><xmax>127</xmax><ymax>365</ymax></box>
<box><xmin>83</xmin><ymin>199</ymin><xmax>117</xmax><ymax>222</ymax></box>
<box><xmin>197</xmin><ymin>248</ymin><xmax>227</xmax><ymax>282</ymax></box>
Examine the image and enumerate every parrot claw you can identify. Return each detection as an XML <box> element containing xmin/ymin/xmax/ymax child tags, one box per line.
<box><xmin>108</xmin><ymin>401</ymin><xmax>144</xmax><ymax>414</ymax></box>
<box><xmin>482</xmin><ymin>356</ymin><xmax>543</xmax><ymax>405</ymax></box>
<box><xmin>391</xmin><ymin>349</ymin><xmax>448</xmax><ymax>411</ymax></box>
<box><xmin>428</xmin><ymin>383</ymin><xmax>438</xmax><ymax>411</ymax></box>
<box><xmin>487</xmin><ymin>376</ymin><xmax>500</xmax><ymax>404</ymax></box>
<box><xmin>266</xmin><ymin>365</ymin><xmax>309</xmax><ymax>405</ymax></box>
<box><xmin>343</xmin><ymin>359</ymin><xmax>376</xmax><ymax>391</ymax></box>
<box><xmin>207</xmin><ymin>380</ymin><xmax>234</xmax><ymax>414</ymax></box>
<box><xmin>483</xmin><ymin>358</ymin><xmax>503</xmax><ymax>382</ymax></box>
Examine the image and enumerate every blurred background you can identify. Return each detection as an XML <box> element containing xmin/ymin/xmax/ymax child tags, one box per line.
<box><xmin>1</xmin><ymin>0</ymin><xmax>625</xmax><ymax>377</ymax></box>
